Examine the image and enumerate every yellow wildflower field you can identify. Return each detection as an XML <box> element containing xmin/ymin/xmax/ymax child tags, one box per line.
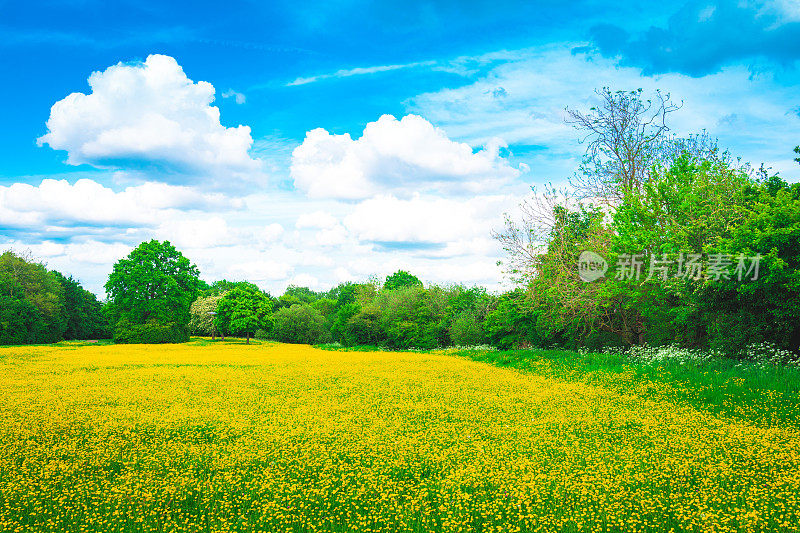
<box><xmin>0</xmin><ymin>342</ymin><xmax>798</xmax><ymax>533</ymax></box>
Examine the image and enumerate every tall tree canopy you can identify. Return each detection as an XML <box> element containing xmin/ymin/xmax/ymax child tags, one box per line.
<box><xmin>496</xmin><ymin>88</ymin><xmax>800</xmax><ymax>354</ymax></box>
<box><xmin>105</xmin><ymin>240</ymin><xmax>202</xmax><ymax>328</ymax></box>
<box><xmin>383</xmin><ymin>270</ymin><xmax>423</xmax><ymax>291</ymax></box>
<box><xmin>0</xmin><ymin>251</ymin><xmax>67</xmax><ymax>344</ymax></box>
<box><xmin>52</xmin><ymin>272</ymin><xmax>109</xmax><ymax>340</ymax></box>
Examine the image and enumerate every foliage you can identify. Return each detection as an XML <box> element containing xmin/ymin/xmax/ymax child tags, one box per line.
<box><xmin>277</xmin><ymin>285</ymin><xmax>320</xmax><ymax>308</ymax></box>
<box><xmin>202</xmin><ymin>279</ymin><xmax>258</xmax><ymax>297</ymax></box>
<box><xmin>188</xmin><ymin>293</ymin><xmax>224</xmax><ymax>336</ymax></box>
<box><xmin>448</xmin><ymin>311</ymin><xmax>484</xmax><ymax>346</ymax></box>
<box><xmin>105</xmin><ymin>240</ymin><xmax>202</xmax><ymax>331</ymax></box>
<box><xmin>0</xmin><ymin>251</ymin><xmax>67</xmax><ymax>344</ymax></box>
<box><xmin>344</xmin><ymin>308</ymin><xmax>386</xmax><ymax>346</ymax></box>
<box><xmin>696</xmin><ymin>178</ymin><xmax>800</xmax><ymax>354</ymax></box>
<box><xmin>215</xmin><ymin>283</ymin><xmax>273</xmax><ymax>343</ymax></box>
<box><xmin>383</xmin><ymin>270</ymin><xmax>423</xmax><ymax>291</ymax></box>
<box><xmin>52</xmin><ymin>272</ymin><xmax>109</xmax><ymax>340</ymax></box>
<box><xmin>272</xmin><ymin>304</ymin><xmax>331</xmax><ymax>344</ymax></box>
<box><xmin>483</xmin><ymin>290</ymin><xmax>539</xmax><ymax>349</ymax></box>
<box><xmin>112</xmin><ymin>319</ymin><xmax>189</xmax><ymax>344</ymax></box>
<box><xmin>496</xmin><ymin>89</ymin><xmax>800</xmax><ymax>357</ymax></box>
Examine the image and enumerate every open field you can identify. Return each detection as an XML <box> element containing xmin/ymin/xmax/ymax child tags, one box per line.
<box><xmin>0</xmin><ymin>341</ymin><xmax>798</xmax><ymax>533</ymax></box>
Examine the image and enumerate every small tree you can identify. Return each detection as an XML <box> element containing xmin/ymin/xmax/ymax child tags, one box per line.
<box><xmin>188</xmin><ymin>294</ymin><xmax>224</xmax><ymax>338</ymax></box>
<box><xmin>216</xmin><ymin>284</ymin><xmax>273</xmax><ymax>344</ymax></box>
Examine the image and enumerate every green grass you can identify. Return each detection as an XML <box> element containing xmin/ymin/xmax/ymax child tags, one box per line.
<box><xmin>449</xmin><ymin>347</ymin><xmax>800</xmax><ymax>429</ymax></box>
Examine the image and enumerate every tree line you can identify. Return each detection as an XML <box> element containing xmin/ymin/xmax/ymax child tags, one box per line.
<box><xmin>0</xmin><ymin>251</ymin><xmax>109</xmax><ymax>344</ymax></box>
<box><xmin>103</xmin><ymin>240</ymin><xmax>517</xmax><ymax>348</ymax></box>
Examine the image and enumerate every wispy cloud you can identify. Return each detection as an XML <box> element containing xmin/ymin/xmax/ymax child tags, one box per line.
<box><xmin>287</xmin><ymin>60</ymin><xmax>436</xmax><ymax>86</ymax></box>
<box><xmin>221</xmin><ymin>89</ymin><xmax>246</xmax><ymax>104</ymax></box>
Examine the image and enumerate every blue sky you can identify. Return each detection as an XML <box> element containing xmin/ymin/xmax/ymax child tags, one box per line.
<box><xmin>1</xmin><ymin>0</ymin><xmax>799</xmax><ymax>295</ymax></box>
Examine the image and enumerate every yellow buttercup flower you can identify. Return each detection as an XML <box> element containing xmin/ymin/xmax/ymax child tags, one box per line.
<box><xmin>0</xmin><ymin>341</ymin><xmax>797</xmax><ymax>532</ymax></box>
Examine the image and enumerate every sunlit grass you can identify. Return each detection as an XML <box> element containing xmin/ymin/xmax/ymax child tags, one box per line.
<box><xmin>0</xmin><ymin>342</ymin><xmax>798</xmax><ymax>532</ymax></box>
<box><xmin>451</xmin><ymin>348</ymin><xmax>800</xmax><ymax>429</ymax></box>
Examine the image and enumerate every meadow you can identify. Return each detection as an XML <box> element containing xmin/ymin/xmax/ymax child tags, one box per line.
<box><xmin>0</xmin><ymin>341</ymin><xmax>798</xmax><ymax>533</ymax></box>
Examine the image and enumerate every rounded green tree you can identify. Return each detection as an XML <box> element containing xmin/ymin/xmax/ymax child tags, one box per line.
<box><xmin>105</xmin><ymin>240</ymin><xmax>202</xmax><ymax>343</ymax></box>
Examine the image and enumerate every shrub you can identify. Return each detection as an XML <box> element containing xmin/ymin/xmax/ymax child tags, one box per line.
<box><xmin>449</xmin><ymin>311</ymin><xmax>484</xmax><ymax>346</ymax></box>
<box><xmin>484</xmin><ymin>291</ymin><xmax>540</xmax><ymax>349</ymax></box>
<box><xmin>113</xmin><ymin>320</ymin><xmax>189</xmax><ymax>344</ymax></box>
<box><xmin>345</xmin><ymin>309</ymin><xmax>387</xmax><ymax>346</ymax></box>
<box><xmin>378</xmin><ymin>286</ymin><xmax>439</xmax><ymax>349</ymax></box>
<box><xmin>272</xmin><ymin>304</ymin><xmax>331</xmax><ymax>345</ymax></box>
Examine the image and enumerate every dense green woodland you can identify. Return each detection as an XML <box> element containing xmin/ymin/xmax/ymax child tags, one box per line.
<box><xmin>0</xmin><ymin>251</ymin><xmax>109</xmax><ymax>344</ymax></box>
<box><xmin>3</xmin><ymin>89</ymin><xmax>800</xmax><ymax>361</ymax></box>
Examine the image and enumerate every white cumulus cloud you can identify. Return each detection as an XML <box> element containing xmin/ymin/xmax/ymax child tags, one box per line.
<box><xmin>37</xmin><ymin>54</ymin><xmax>262</xmax><ymax>185</ymax></box>
<box><xmin>290</xmin><ymin>114</ymin><xmax>524</xmax><ymax>200</ymax></box>
<box><xmin>295</xmin><ymin>210</ymin><xmax>339</xmax><ymax>229</ymax></box>
<box><xmin>0</xmin><ymin>178</ymin><xmax>237</xmax><ymax>233</ymax></box>
<box><xmin>344</xmin><ymin>193</ymin><xmax>512</xmax><ymax>247</ymax></box>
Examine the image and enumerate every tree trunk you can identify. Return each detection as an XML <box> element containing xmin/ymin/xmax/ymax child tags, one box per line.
<box><xmin>246</xmin><ymin>332</ymin><xmax>250</xmax><ymax>345</ymax></box>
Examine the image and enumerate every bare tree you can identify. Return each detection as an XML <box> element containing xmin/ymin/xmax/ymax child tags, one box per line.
<box><xmin>493</xmin><ymin>88</ymin><xmax>686</xmax><ymax>345</ymax></box>
<box><xmin>566</xmin><ymin>88</ymin><xmax>682</xmax><ymax>204</ymax></box>
<box><xmin>493</xmin><ymin>184</ymin><xmax>574</xmax><ymax>285</ymax></box>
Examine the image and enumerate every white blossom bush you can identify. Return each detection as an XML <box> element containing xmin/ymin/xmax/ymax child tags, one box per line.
<box><xmin>448</xmin><ymin>344</ymin><xmax>498</xmax><ymax>352</ymax></box>
<box><xmin>742</xmin><ymin>342</ymin><xmax>800</xmax><ymax>368</ymax></box>
<box><xmin>587</xmin><ymin>343</ymin><xmax>800</xmax><ymax>368</ymax></box>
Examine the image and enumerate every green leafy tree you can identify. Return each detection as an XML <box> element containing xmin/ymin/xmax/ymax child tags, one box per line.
<box><xmin>449</xmin><ymin>311</ymin><xmax>485</xmax><ymax>346</ymax></box>
<box><xmin>202</xmin><ymin>279</ymin><xmax>251</xmax><ymax>297</ymax></box>
<box><xmin>272</xmin><ymin>304</ymin><xmax>330</xmax><ymax>344</ymax></box>
<box><xmin>375</xmin><ymin>285</ymin><xmax>439</xmax><ymax>349</ymax></box>
<box><xmin>277</xmin><ymin>286</ymin><xmax>319</xmax><ymax>308</ymax></box>
<box><xmin>702</xmin><ymin>178</ymin><xmax>800</xmax><ymax>353</ymax></box>
<box><xmin>52</xmin><ymin>272</ymin><xmax>109</xmax><ymax>340</ymax></box>
<box><xmin>0</xmin><ymin>251</ymin><xmax>66</xmax><ymax>344</ymax></box>
<box><xmin>332</xmin><ymin>302</ymin><xmax>361</xmax><ymax>345</ymax></box>
<box><xmin>216</xmin><ymin>284</ymin><xmax>273</xmax><ymax>344</ymax></box>
<box><xmin>0</xmin><ymin>276</ymin><xmax>40</xmax><ymax>345</ymax></box>
<box><xmin>105</xmin><ymin>240</ymin><xmax>201</xmax><ymax>342</ymax></box>
<box><xmin>383</xmin><ymin>270</ymin><xmax>423</xmax><ymax>291</ymax></box>
<box><xmin>484</xmin><ymin>290</ymin><xmax>540</xmax><ymax>349</ymax></box>
<box><xmin>345</xmin><ymin>308</ymin><xmax>386</xmax><ymax>346</ymax></box>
